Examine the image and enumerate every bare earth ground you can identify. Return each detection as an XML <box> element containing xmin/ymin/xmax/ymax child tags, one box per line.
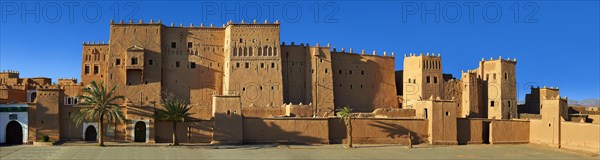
<box><xmin>0</xmin><ymin>143</ymin><xmax>597</xmax><ymax>159</ymax></box>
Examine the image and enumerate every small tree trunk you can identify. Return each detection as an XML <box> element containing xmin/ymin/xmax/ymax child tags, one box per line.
<box><xmin>98</xmin><ymin>113</ymin><xmax>105</xmax><ymax>146</ymax></box>
<box><xmin>346</xmin><ymin>117</ymin><xmax>352</xmax><ymax>148</ymax></box>
<box><xmin>172</xmin><ymin>122</ymin><xmax>178</xmax><ymax>146</ymax></box>
<box><xmin>408</xmin><ymin>132</ymin><xmax>413</xmax><ymax>149</ymax></box>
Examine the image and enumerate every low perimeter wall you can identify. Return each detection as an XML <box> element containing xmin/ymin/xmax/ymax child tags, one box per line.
<box><xmin>155</xmin><ymin>121</ymin><xmax>213</xmax><ymax>143</ymax></box>
<box><xmin>329</xmin><ymin>118</ymin><xmax>428</xmax><ymax>145</ymax></box>
<box><xmin>489</xmin><ymin>120</ymin><xmax>529</xmax><ymax>144</ymax></box>
<box><xmin>457</xmin><ymin>118</ymin><xmax>489</xmax><ymax>144</ymax></box>
<box><xmin>241</xmin><ymin>117</ymin><xmax>428</xmax><ymax>145</ymax></box>
<box><xmin>243</xmin><ymin>118</ymin><xmax>330</xmax><ymax>144</ymax></box>
<box><xmin>560</xmin><ymin>121</ymin><xmax>599</xmax><ymax>153</ymax></box>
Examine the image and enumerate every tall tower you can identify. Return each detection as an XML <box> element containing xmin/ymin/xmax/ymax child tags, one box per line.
<box><xmin>222</xmin><ymin>20</ymin><xmax>283</xmax><ymax>108</ymax></box>
<box><xmin>477</xmin><ymin>57</ymin><xmax>517</xmax><ymax>119</ymax></box>
<box><xmin>80</xmin><ymin>42</ymin><xmax>109</xmax><ymax>85</ymax></box>
<box><xmin>403</xmin><ymin>53</ymin><xmax>443</xmax><ymax>108</ymax></box>
<box><xmin>460</xmin><ymin>70</ymin><xmax>485</xmax><ymax>118</ymax></box>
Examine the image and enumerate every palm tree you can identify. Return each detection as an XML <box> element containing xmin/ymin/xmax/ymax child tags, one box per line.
<box><xmin>156</xmin><ymin>97</ymin><xmax>192</xmax><ymax>146</ymax></box>
<box><xmin>72</xmin><ymin>81</ymin><xmax>126</xmax><ymax>146</ymax></box>
<box><xmin>336</xmin><ymin>106</ymin><xmax>353</xmax><ymax>148</ymax></box>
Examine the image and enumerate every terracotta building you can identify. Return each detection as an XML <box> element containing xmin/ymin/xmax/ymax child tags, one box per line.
<box><xmin>0</xmin><ymin>20</ymin><xmax>597</xmax><ymax>154</ymax></box>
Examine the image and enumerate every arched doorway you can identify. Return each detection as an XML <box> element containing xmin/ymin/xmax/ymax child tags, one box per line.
<box><xmin>134</xmin><ymin>121</ymin><xmax>146</xmax><ymax>142</ymax></box>
<box><xmin>5</xmin><ymin>121</ymin><xmax>23</xmax><ymax>144</ymax></box>
<box><xmin>84</xmin><ymin>125</ymin><xmax>97</xmax><ymax>141</ymax></box>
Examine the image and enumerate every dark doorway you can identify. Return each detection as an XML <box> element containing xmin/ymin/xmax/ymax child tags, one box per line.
<box><xmin>30</xmin><ymin>92</ymin><xmax>36</xmax><ymax>102</ymax></box>
<box><xmin>5</xmin><ymin>121</ymin><xmax>23</xmax><ymax>144</ymax></box>
<box><xmin>134</xmin><ymin>121</ymin><xmax>146</xmax><ymax>142</ymax></box>
<box><xmin>84</xmin><ymin>125</ymin><xmax>97</xmax><ymax>141</ymax></box>
<box><xmin>482</xmin><ymin>121</ymin><xmax>490</xmax><ymax>144</ymax></box>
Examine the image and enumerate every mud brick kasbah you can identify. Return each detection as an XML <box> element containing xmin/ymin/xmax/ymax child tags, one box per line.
<box><xmin>0</xmin><ymin>19</ymin><xmax>597</xmax><ymax>154</ymax></box>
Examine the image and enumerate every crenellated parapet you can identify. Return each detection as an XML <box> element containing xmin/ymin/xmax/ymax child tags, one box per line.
<box><xmin>36</xmin><ymin>84</ymin><xmax>61</xmax><ymax>90</ymax></box>
<box><xmin>57</xmin><ymin>78</ymin><xmax>78</xmax><ymax>85</ymax></box>
<box><xmin>0</xmin><ymin>70</ymin><xmax>20</xmax><ymax>74</ymax></box>
<box><xmin>82</xmin><ymin>41</ymin><xmax>109</xmax><ymax>46</ymax></box>
<box><xmin>481</xmin><ymin>56</ymin><xmax>517</xmax><ymax>63</ymax></box>
<box><xmin>404</xmin><ymin>52</ymin><xmax>441</xmax><ymax>58</ymax></box>
<box><xmin>330</xmin><ymin>47</ymin><xmax>395</xmax><ymax>58</ymax></box>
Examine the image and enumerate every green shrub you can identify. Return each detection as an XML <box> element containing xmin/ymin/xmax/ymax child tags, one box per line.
<box><xmin>42</xmin><ymin>135</ymin><xmax>50</xmax><ymax>142</ymax></box>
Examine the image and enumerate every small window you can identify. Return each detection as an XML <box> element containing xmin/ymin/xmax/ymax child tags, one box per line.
<box><xmin>93</xmin><ymin>65</ymin><xmax>99</xmax><ymax>75</ymax></box>
<box><xmin>176</xmin><ymin>61</ymin><xmax>180</xmax><ymax>68</ymax></box>
<box><xmin>434</xmin><ymin>76</ymin><xmax>438</xmax><ymax>83</ymax></box>
<box><xmin>131</xmin><ymin>58</ymin><xmax>138</xmax><ymax>65</ymax></box>
<box><xmin>171</xmin><ymin>42</ymin><xmax>176</xmax><ymax>48</ymax></box>
<box><xmin>66</xmin><ymin>97</ymin><xmax>73</xmax><ymax>105</ymax></box>
<box><xmin>84</xmin><ymin>65</ymin><xmax>90</xmax><ymax>74</ymax></box>
<box><xmin>426</xmin><ymin>76</ymin><xmax>431</xmax><ymax>83</ymax></box>
<box><xmin>148</xmin><ymin>59</ymin><xmax>153</xmax><ymax>65</ymax></box>
<box><xmin>271</xmin><ymin>63</ymin><xmax>275</xmax><ymax>68</ymax></box>
<box><xmin>245</xmin><ymin>62</ymin><xmax>249</xmax><ymax>68</ymax></box>
<box><xmin>490</xmin><ymin>101</ymin><xmax>495</xmax><ymax>107</ymax></box>
<box><xmin>188</xmin><ymin>42</ymin><xmax>193</xmax><ymax>48</ymax></box>
<box><xmin>361</xmin><ymin>71</ymin><xmax>364</xmax><ymax>75</ymax></box>
<box><xmin>349</xmin><ymin>70</ymin><xmax>352</xmax><ymax>75</ymax></box>
<box><xmin>239</xmin><ymin>38</ymin><xmax>243</xmax><ymax>43</ymax></box>
<box><xmin>325</xmin><ymin>68</ymin><xmax>328</xmax><ymax>74</ymax></box>
<box><xmin>504</xmin><ymin>73</ymin><xmax>508</xmax><ymax>80</ymax></box>
<box><xmin>260</xmin><ymin>63</ymin><xmax>264</xmax><ymax>68</ymax></box>
<box><xmin>73</xmin><ymin>98</ymin><xmax>78</xmax><ymax>105</ymax></box>
<box><xmin>190</xmin><ymin>62</ymin><xmax>196</xmax><ymax>68</ymax></box>
<box><xmin>236</xmin><ymin>63</ymin><xmax>240</xmax><ymax>68</ymax></box>
<box><xmin>116</xmin><ymin>58</ymin><xmax>121</xmax><ymax>65</ymax></box>
<box><xmin>8</xmin><ymin>114</ymin><xmax>17</xmax><ymax>120</ymax></box>
<box><xmin>339</xmin><ymin>70</ymin><xmax>342</xmax><ymax>74</ymax></box>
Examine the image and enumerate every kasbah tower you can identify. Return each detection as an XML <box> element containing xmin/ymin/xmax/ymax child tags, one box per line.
<box><xmin>72</xmin><ymin>19</ymin><xmax>398</xmax><ymax>142</ymax></box>
<box><xmin>5</xmin><ymin>18</ymin><xmax>596</xmax><ymax>153</ymax></box>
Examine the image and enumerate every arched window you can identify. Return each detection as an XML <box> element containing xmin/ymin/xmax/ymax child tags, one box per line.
<box><xmin>249</xmin><ymin>47</ymin><xmax>253</xmax><ymax>56</ymax></box>
<box><xmin>258</xmin><ymin>47</ymin><xmax>262</xmax><ymax>56</ymax></box>
<box><xmin>244</xmin><ymin>47</ymin><xmax>248</xmax><ymax>56</ymax></box>
<box><xmin>238</xmin><ymin>47</ymin><xmax>243</xmax><ymax>56</ymax></box>
<box><xmin>263</xmin><ymin>46</ymin><xmax>268</xmax><ymax>56</ymax></box>
<box><xmin>268</xmin><ymin>47</ymin><xmax>273</xmax><ymax>56</ymax></box>
<box><xmin>274</xmin><ymin>47</ymin><xmax>277</xmax><ymax>56</ymax></box>
<box><xmin>233</xmin><ymin>48</ymin><xmax>237</xmax><ymax>56</ymax></box>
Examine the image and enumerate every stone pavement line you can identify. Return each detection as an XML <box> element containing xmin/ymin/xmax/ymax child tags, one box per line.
<box><xmin>0</xmin><ymin>146</ymin><xmax>24</xmax><ymax>158</ymax></box>
<box><xmin>0</xmin><ymin>144</ymin><xmax>597</xmax><ymax>160</ymax></box>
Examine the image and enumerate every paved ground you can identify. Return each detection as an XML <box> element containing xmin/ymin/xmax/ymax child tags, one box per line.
<box><xmin>0</xmin><ymin>143</ymin><xmax>596</xmax><ymax>159</ymax></box>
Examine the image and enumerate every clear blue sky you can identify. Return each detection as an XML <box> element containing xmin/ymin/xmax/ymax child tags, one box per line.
<box><xmin>1</xmin><ymin>1</ymin><xmax>598</xmax><ymax>101</ymax></box>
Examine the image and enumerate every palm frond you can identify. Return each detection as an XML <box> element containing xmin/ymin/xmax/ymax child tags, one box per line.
<box><xmin>72</xmin><ymin>80</ymin><xmax>127</xmax><ymax>125</ymax></box>
<box><xmin>156</xmin><ymin>97</ymin><xmax>193</xmax><ymax>122</ymax></box>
